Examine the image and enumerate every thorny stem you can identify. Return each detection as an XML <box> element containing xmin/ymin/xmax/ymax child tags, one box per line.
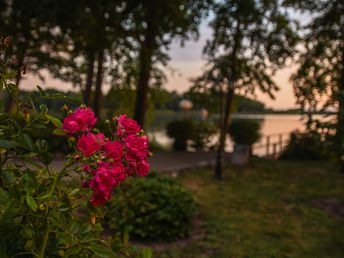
<box><xmin>38</xmin><ymin>163</ymin><xmax>73</xmax><ymax>258</ymax></box>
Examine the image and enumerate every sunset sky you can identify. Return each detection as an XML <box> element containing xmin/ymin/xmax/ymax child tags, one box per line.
<box><xmin>25</xmin><ymin>23</ymin><xmax>299</xmax><ymax>110</ymax></box>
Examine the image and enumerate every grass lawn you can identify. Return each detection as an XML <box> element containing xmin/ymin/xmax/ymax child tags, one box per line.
<box><xmin>154</xmin><ymin>160</ymin><xmax>344</xmax><ymax>258</ymax></box>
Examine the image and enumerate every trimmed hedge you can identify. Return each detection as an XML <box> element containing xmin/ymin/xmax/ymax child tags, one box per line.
<box><xmin>106</xmin><ymin>173</ymin><xmax>195</xmax><ymax>241</ymax></box>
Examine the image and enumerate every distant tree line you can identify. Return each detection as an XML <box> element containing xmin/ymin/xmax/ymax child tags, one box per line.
<box><xmin>15</xmin><ymin>88</ymin><xmax>266</xmax><ymax>117</ymax></box>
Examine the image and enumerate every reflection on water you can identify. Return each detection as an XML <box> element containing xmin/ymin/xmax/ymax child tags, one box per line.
<box><xmin>148</xmin><ymin>114</ymin><xmax>334</xmax><ymax>156</ymax></box>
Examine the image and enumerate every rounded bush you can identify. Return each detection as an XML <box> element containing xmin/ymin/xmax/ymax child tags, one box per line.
<box><xmin>280</xmin><ymin>130</ymin><xmax>334</xmax><ymax>160</ymax></box>
<box><xmin>228</xmin><ymin>119</ymin><xmax>261</xmax><ymax>145</ymax></box>
<box><xmin>106</xmin><ymin>173</ymin><xmax>195</xmax><ymax>241</ymax></box>
<box><xmin>166</xmin><ymin>119</ymin><xmax>195</xmax><ymax>151</ymax></box>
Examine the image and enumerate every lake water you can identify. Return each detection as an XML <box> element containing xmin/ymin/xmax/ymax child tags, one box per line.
<box><xmin>148</xmin><ymin>114</ymin><xmax>333</xmax><ymax>156</ymax></box>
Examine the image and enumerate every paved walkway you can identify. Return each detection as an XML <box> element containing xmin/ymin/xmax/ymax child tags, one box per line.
<box><xmin>50</xmin><ymin>151</ymin><xmax>232</xmax><ymax>173</ymax></box>
<box><xmin>149</xmin><ymin>151</ymin><xmax>231</xmax><ymax>172</ymax></box>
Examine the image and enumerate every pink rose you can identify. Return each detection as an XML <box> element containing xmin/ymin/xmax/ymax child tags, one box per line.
<box><xmin>63</xmin><ymin>107</ymin><xmax>97</xmax><ymax>135</ymax></box>
<box><xmin>123</xmin><ymin>152</ymin><xmax>137</xmax><ymax>175</ymax></box>
<box><xmin>124</xmin><ymin>134</ymin><xmax>149</xmax><ymax>160</ymax></box>
<box><xmin>89</xmin><ymin>162</ymin><xmax>127</xmax><ymax>206</ymax></box>
<box><xmin>117</xmin><ymin>115</ymin><xmax>141</xmax><ymax>135</ymax></box>
<box><xmin>137</xmin><ymin>159</ymin><xmax>150</xmax><ymax>176</ymax></box>
<box><xmin>77</xmin><ymin>133</ymin><xmax>105</xmax><ymax>156</ymax></box>
<box><xmin>103</xmin><ymin>140</ymin><xmax>124</xmax><ymax>162</ymax></box>
<box><xmin>89</xmin><ymin>166</ymin><xmax>117</xmax><ymax>206</ymax></box>
<box><xmin>81</xmin><ymin>164</ymin><xmax>92</xmax><ymax>173</ymax></box>
<box><xmin>112</xmin><ymin>162</ymin><xmax>127</xmax><ymax>183</ymax></box>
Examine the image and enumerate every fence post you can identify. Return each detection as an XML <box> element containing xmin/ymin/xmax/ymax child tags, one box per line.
<box><xmin>266</xmin><ymin>136</ymin><xmax>270</xmax><ymax>158</ymax></box>
<box><xmin>278</xmin><ymin>134</ymin><xmax>283</xmax><ymax>154</ymax></box>
<box><xmin>272</xmin><ymin>143</ymin><xmax>277</xmax><ymax>159</ymax></box>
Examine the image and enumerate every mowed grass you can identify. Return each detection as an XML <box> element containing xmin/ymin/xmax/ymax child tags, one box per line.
<box><xmin>155</xmin><ymin>160</ymin><xmax>344</xmax><ymax>258</ymax></box>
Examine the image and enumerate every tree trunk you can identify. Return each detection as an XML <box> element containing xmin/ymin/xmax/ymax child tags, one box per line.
<box><xmin>134</xmin><ymin>29</ymin><xmax>154</xmax><ymax>128</ymax></box>
<box><xmin>214</xmin><ymin>22</ymin><xmax>240</xmax><ymax>180</ymax></box>
<box><xmin>214</xmin><ymin>87</ymin><xmax>234</xmax><ymax>180</ymax></box>
<box><xmin>4</xmin><ymin>53</ymin><xmax>24</xmax><ymax>112</ymax></box>
<box><xmin>83</xmin><ymin>51</ymin><xmax>95</xmax><ymax>106</ymax></box>
<box><xmin>93</xmin><ymin>49</ymin><xmax>104</xmax><ymax>118</ymax></box>
<box><xmin>337</xmin><ymin>49</ymin><xmax>344</xmax><ymax>172</ymax></box>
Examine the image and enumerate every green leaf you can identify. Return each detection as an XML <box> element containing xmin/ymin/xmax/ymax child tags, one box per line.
<box><xmin>39</xmin><ymin>104</ymin><xmax>48</xmax><ymax>113</ymax></box>
<box><xmin>90</xmin><ymin>244</ymin><xmax>117</xmax><ymax>258</ymax></box>
<box><xmin>3</xmin><ymin>70</ymin><xmax>17</xmax><ymax>80</ymax></box>
<box><xmin>26</xmin><ymin>196</ymin><xmax>38</xmax><ymax>212</ymax></box>
<box><xmin>38</xmin><ymin>193</ymin><xmax>50</xmax><ymax>200</ymax></box>
<box><xmin>80</xmin><ymin>224</ymin><xmax>92</xmax><ymax>234</ymax></box>
<box><xmin>37</xmin><ymin>85</ymin><xmax>46</xmax><ymax>96</ymax></box>
<box><xmin>45</xmin><ymin>114</ymin><xmax>62</xmax><ymax>128</ymax></box>
<box><xmin>52</xmin><ymin>128</ymin><xmax>65</xmax><ymax>136</ymax></box>
<box><xmin>141</xmin><ymin>248</ymin><xmax>152</xmax><ymax>258</ymax></box>
<box><xmin>58</xmin><ymin>203</ymin><xmax>70</xmax><ymax>212</ymax></box>
<box><xmin>69</xmin><ymin>188</ymin><xmax>80</xmax><ymax>197</ymax></box>
<box><xmin>123</xmin><ymin>230</ymin><xmax>129</xmax><ymax>244</ymax></box>
<box><xmin>16</xmin><ymin>134</ymin><xmax>34</xmax><ymax>151</ymax></box>
<box><xmin>0</xmin><ymin>140</ymin><xmax>18</xmax><ymax>149</ymax></box>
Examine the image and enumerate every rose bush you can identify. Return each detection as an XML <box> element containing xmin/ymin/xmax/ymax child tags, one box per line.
<box><xmin>0</xmin><ymin>38</ymin><xmax>151</xmax><ymax>257</ymax></box>
<box><xmin>63</xmin><ymin>107</ymin><xmax>151</xmax><ymax>207</ymax></box>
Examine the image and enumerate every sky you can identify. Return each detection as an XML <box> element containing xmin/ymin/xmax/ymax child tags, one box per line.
<box><xmin>25</xmin><ymin>23</ymin><xmax>299</xmax><ymax>110</ymax></box>
<box><xmin>165</xmin><ymin>24</ymin><xmax>298</xmax><ymax>110</ymax></box>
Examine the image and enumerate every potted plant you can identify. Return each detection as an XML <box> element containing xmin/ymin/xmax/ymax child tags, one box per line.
<box><xmin>228</xmin><ymin>119</ymin><xmax>261</xmax><ymax>165</ymax></box>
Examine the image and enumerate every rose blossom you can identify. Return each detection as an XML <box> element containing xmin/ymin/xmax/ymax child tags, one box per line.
<box><xmin>89</xmin><ymin>162</ymin><xmax>126</xmax><ymax>206</ymax></box>
<box><xmin>137</xmin><ymin>159</ymin><xmax>150</xmax><ymax>176</ymax></box>
<box><xmin>111</xmin><ymin>162</ymin><xmax>127</xmax><ymax>183</ymax></box>
<box><xmin>103</xmin><ymin>140</ymin><xmax>124</xmax><ymax>162</ymax></box>
<box><xmin>63</xmin><ymin>107</ymin><xmax>97</xmax><ymax>134</ymax></box>
<box><xmin>77</xmin><ymin>133</ymin><xmax>105</xmax><ymax>156</ymax></box>
<box><xmin>124</xmin><ymin>134</ymin><xmax>149</xmax><ymax>160</ymax></box>
<box><xmin>89</xmin><ymin>165</ymin><xmax>117</xmax><ymax>206</ymax></box>
<box><xmin>116</xmin><ymin>115</ymin><xmax>141</xmax><ymax>135</ymax></box>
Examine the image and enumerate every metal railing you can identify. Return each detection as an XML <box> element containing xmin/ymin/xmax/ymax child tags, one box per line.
<box><xmin>252</xmin><ymin>132</ymin><xmax>291</xmax><ymax>159</ymax></box>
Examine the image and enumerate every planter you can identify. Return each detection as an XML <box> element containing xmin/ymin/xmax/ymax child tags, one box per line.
<box><xmin>231</xmin><ymin>143</ymin><xmax>250</xmax><ymax>165</ymax></box>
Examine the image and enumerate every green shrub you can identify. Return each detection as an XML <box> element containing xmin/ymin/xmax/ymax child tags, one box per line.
<box><xmin>106</xmin><ymin>173</ymin><xmax>195</xmax><ymax>241</ymax></box>
<box><xmin>228</xmin><ymin>119</ymin><xmax>261</xmax><ymax>145</ymax></box>
<box><xmin>166</xmin><ymin>119</ymin><xmax>195</xmax><ymax>151</ymax></box>
<box><xmin>280</xmin><ymin>130</ymin><xmax>334</xmax><ymax>160</ymax></box>
<box><xmin>192</xmin><ymin>121</ymin><xmax>217</xmax><ymax>150</ymax></box>
<box><xmin>148</xmin><ymin>137</ymin><xmax>167</xmax><ymax>152</ymax></box>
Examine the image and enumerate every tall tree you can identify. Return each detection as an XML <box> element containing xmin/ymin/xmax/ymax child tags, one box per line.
<box><xmin>202</xmin><ymin>0</ymin><xmax>297</xmax><ymax>179</ymax></box>
<box><xmin>290</xmin><ymin>0</ymin><xmax>344</xmax><ymax>170</ymax></box>
<box><xmin>37</xmin><ymin>0</ymin><xmax>134</xmax><ymax>115</ymax></box>
<box><xmin>0</xmin><ymin>0</ymin><xmax>57</xmax><ymax>112</ymax></box>
<box><xmin>127</xmin><ymin>0</ymin><xmax>210</xmax><ymax>127</ymax></box>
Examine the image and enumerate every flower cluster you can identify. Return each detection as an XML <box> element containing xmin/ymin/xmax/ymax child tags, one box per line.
<box><xmin>63</xmin><ymin>108</ymin><xmax>150</xmax><ymax>206</ymax></box>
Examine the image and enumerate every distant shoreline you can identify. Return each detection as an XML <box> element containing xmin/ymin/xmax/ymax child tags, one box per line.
<box><xmin>233</xmin><ymin>111</ymin><xmax>336</xmax><ymax>115</ymax></box>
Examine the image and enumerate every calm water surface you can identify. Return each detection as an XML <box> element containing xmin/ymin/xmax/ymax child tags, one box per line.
<box><xmin>149</xmin><ymin>114</ymin><xmax>333</xmax><ymax>155</ymax></box>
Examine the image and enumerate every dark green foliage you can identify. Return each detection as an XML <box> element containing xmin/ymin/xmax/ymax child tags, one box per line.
<box><xmin>194</xmin><ymin>0</ymin><xmax>298</xmax><ymax>179</ymax></box>
<box><xmin>0</xmin><ymin>44</ymin><xmax>129</xmax><ymax>257</ymax></box>
<box><xmin>280</xmin><ymin>130</ymin><xmax>334</xmax><ymax>160</ymax></box>
<box><xmin>290</xmin><ymin>0</ymin><xmax>344</xmax><ymax>166</ymax></box>
<box><xmin>193</xmin><ymin>121</ymin><xmax>217</xmax><ymax>150</ymax></box>
<box><xmin>185</xmin><ymin>90</ymin><xmax>266</xmax><ymax>114</ymax></box>
<box><xmin>228</xmin><ymin>119</ymin><xmax>261</xmax><ymax>145</ymax></box>
<box><xmin>107</xmin><ymin>173</ymin><xmax>195</xmax><ymax>241</ymax></box>
<box><xmin>166</xmin><ymin>119</ymin><xmax>195</xmax><ymax>151</ymax></box>
<box><xmin>235</xmin><ymin>96</ymin><xmax>265</xmax><ymax>113</ymax></box>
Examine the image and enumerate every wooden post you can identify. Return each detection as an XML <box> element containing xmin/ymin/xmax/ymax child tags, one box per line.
<box><xmin>266</xmin><ymin>136</ymin><xmax>270</xmax><ymax>158</ymax></box>
<box><xmin>279</xmin><ymin>134</ymin><xmax>283</xmax><ymax>155</ymax></box>
<box><xmin>272</xmin><ymin>143</ymin><xmax>277</xmax><ymax>159</ymax></box>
